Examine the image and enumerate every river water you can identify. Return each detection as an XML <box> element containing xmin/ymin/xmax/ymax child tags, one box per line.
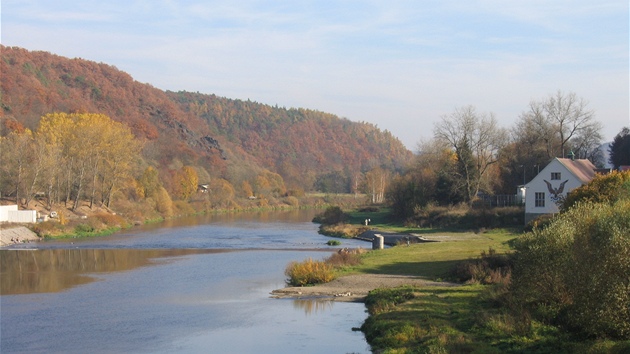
<box><xmin>0</xmin><ymin>210</ymin><xmax>372</xmax><ymax>353</ymax></box>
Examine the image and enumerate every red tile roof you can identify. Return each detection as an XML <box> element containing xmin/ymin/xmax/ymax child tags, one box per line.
<box><xmin>557</xmin><ymin>158</ymin><xmax>596</xmax><ymax>183</ymax></box>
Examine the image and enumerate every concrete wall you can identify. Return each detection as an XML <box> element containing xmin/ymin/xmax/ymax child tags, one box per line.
<box><xmin>1</xmin><ymin>205</ymin><xmax>37</xmax><ymax>223</ymax></box>
<box><xmin>7</xmin><ymin>210</ymin><xmax>37</xmax><ymax>223</ymax></box>
<box><xmin>0</xmin><ymin>205</ymin><xmax>18</xmax><ymax>222</ymax></box>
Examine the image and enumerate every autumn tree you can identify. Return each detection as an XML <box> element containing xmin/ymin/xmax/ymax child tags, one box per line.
<box><xmin>209</xmin><ymin>178</ymin><xmax>235</xmax><ymax>208</ymax></box>
<box><xmin>0</xmin><ymin>130</ymin><xmax>34</xmax><ymax>207</ymax></box>
<box><xmin>138</xmin><ymin>166</ymin><xmax>161</xmax><ymax>199</ymax></box>
<box><xmin>388</xmin><ymin>139</ymin><xmax>465</xmax><ymax>218</ymax></box>
<box><xmin>174</xmin><ymin>166</ymin><xmax>199</xmax><ymax>200</ymax></box>
<box><xmin>364</xmin><ymin>167</ymin><xmax>390</xmax><ymax>204</ymax></box>
<box><xmin>434</xmin><ymin>106</ymin><xmax>506</xmax><ymax>204</ymax></box>
<box><xmin>37</xmin><ymin>112</ymin><xmax>141</xmax><ymax>210</ymax></box>
<box><xmin>254</xmin><ymin>170</ymin><xmax>286</xmax><ymax>197</ymax></box>
<box><xmin>241</xmin><ymin>181</ymin><xmax>253</xmax><ymax>198</ymax></box>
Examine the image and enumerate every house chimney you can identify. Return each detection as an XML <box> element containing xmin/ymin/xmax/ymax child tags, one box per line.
<box><xmin>568</xmin><ymin>151</ymin><xmax>575</xmax><ymax>161</ymax></box>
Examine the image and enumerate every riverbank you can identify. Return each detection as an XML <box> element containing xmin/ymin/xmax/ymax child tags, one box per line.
<box><xmin>271</xmin><ymin>273</ymin><xmax>458</xmax><ymax>302</ymax></box>
<box><xmin>2</xmin><ymin>199</ymin><xmax>338</xmax><ymax>243</ymax></box>
<box><xmin>0</xmin><ymin>226</ymin><xmax>40</xmax><ymax>246</ymax></box>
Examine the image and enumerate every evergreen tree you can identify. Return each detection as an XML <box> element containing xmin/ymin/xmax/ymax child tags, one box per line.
<box><xmin>609</xmin><ymin>127</ymin><xmax>630</xmax><ymax>169</ymax></box>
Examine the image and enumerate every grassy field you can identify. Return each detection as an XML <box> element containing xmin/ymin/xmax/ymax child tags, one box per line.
<box><xmin>340</xmin><ymin>208</ymin><xmax>630</xmax><ymax>353</ymax></box>
<box><xmin>347</xmin><ymin>228</ymin><xmax>515</xmax><ymax>279</ymax></box>
<box><xmin>342</xmin><ymin>206</ymin><xmax>517</xmax><ymax>279</ymax></box>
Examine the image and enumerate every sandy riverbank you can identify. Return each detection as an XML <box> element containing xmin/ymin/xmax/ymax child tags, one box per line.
<box><xmin>271</xmin><ymin>273</ymin><xmax>459</xmax><ymax>302</ymax></box>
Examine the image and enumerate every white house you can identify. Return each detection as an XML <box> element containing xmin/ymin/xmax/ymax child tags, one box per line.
<box><xmin>524</xmin><ymin>158</ymin><xmax>596</xmax><ymax>224</ymax></box>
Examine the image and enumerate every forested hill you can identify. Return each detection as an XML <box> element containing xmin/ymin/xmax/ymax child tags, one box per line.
<box><xmin>0</xmin><ymin>45</ymin><xmax>411</xmax><ymax>191</ymax></box>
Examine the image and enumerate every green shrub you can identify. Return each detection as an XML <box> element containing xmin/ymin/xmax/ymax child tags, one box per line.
<box><xmin>562</xmin><ymin>170</ymin><xmax>630</xmax><ymax>211</ymax></box>
<box><xmin>312</xmin><ymin>206</ymin><xmax>347</xmax><ymax>225</ymax></box>
<box><xmin>326</xmin><ymin>239</ymin><xmax>341</xmax><ymax>246</ymax></box>
<box><xmin>358</xmin><ymin>206</ymin><xmax>379</xmax><ymax>212</ymax></box>
<box><xmin>364</xmin><ymin>287</ymin><xmax>416</xmax><ymax>315</ymax></box>
<box><xmin>451</xmin><ymin>248</ymin><xmax>512</xmax><ymax>285</ymax></box>
<box><xmin>511</xmin><ymin>199</ymin><xmax>630</xmax><ymax>339</ymax></box>
<box><xmin>324</xmin><ymin>248</ymin><xmax>365</xmax><ymax>267</ymax></box>
<box><xmin>565</xmin><ymin>199</ymin><xmax>630</xmax><ymax>338</ymax></box>
<box><xmin>524</xmin><ymin>213</ymin><xmax>555</xmax><ymax>232</ymax></box>
<box><xmin>74</xmin><ymin>223</ymin><xmax>95</xmax><ymax>234</ymax></box>
<box><xmin>285</xmin><ymin>258</ymin><xmax>335</xmax><ymax>286</ymax></box>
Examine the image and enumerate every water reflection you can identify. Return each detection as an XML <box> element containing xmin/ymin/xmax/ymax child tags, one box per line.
<box><xmin>0</xmin><ymin>248</ymin><xmax>230</xmax><ymax>295</ymax></box>
<box><xmin>293</xmin><ymin>298</ymin><xmax>335</xmax><ymax>315</ymax></box>
<box><xmin>138</xmin><ymin>209</ymin><xmax>319</xmax><ymax>230</ymax></box>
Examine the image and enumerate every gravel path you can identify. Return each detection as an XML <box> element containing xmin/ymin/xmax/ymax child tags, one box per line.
<box><xmin>271</xmin><ymin>273</ymin><xmax>459</xmax><ymax>302</ymax></box>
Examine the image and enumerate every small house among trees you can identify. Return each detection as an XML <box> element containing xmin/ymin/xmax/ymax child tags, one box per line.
<box><xmin>524</xmin><ymin>157</ymin><xmax>596</xmax><ymax>223</ymax></box>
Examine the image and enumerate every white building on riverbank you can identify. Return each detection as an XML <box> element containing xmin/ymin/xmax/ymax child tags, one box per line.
<box><xmin>0</xmin><ymin>205</ymin><xmax>37</xmax><ymax>223</ymax></box>
<box><xmin>524</xmin><ymin>157</ymin><xmax>596</xmax><ymax>224</ymax></box>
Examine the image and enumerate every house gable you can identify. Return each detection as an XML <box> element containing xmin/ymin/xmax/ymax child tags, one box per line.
<box><xmin>524</xmin><ymin>158</ymin><xmax>596</xmax><ymax>223</ymax></box>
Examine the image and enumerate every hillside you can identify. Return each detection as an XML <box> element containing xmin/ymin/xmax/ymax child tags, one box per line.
<box><xmin>0</xmin><ymin>45</ymin><xmax>411</xmax><ymax>192</ymax></box>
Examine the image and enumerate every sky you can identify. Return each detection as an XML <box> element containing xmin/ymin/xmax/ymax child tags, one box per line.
<box><xmin>1</xmin><ymin>0</ymin><xmax>628</xmax><ymax>150</ymax></box>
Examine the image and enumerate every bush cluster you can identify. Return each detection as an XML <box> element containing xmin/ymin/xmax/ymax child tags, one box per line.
<box><xmin>451</xmin><ymin>248</ymin><xmax>512</xmax><ymax>285</ymax></box>
<box><xmin>407</xmin><ymin>204</ymin><xmax>524</xmax><ymax>230</ymax></box>
<box><xmin>312</xmin><ymin>206</ymin><xmax>347</xmax><ymax>225</ymax></box>
<box><xmin>318</xmin><ymin>223</ymin><xmax>368</xmax><ymax>238</ymax></box>
<box><xmin>511</xmin><ymin>199</ymin><xmax>630</xmax><ymax>339</ymax></box>
<box><xmin>324</xmin><ymin>248</ymin><xmax>365</xmax><ymax>267</ymax></box>
<box><xmin>562</xmin><ymin>170</ymin><xmax>630</xmax><ymax>211</ymax></box>
<box><xmin>31</xmin><ymin>220</ymin><xmax>58</xmax><ymax>237</ymax></box>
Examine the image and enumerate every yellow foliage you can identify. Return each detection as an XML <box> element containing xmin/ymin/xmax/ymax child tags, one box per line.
<box><xmin>175</xmin><ymin>166</ymin><xmax>198</xmax><ymax>200</ymax></box>
<box><xmin>155</xmin><ymin>186</ymin><xmax>173</xmax><ymax>218</ymax></box>
<box><xmin>285</xmin><ymin>258</ymin><xmax>335</xmax><ymax>286</ymax></box>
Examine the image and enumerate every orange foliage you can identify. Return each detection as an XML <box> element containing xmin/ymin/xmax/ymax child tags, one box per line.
<box><xmin>1</xmin><ymin>45</ymin><xmax>411</xmax><ymax>194</ymax></box>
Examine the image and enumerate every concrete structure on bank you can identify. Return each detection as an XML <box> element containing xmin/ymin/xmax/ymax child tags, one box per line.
<box><xmin>0</xmin><ymin>205</ymin><xmax>37</xmax><ymax>223</ymax></box>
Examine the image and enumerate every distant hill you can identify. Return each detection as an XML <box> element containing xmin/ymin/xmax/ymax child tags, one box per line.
<box><xmin>0</xmin><ymin>45</ymin><xmax>411</xmax><ymax>191</ymax></box>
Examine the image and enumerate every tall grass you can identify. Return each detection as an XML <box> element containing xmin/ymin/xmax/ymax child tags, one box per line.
<box><xmin>285</xmin><ymin>258</ymin><xmax>335</xmax><ymax>286</ymax></box>
<box><xmin>285</xmin><ymin>249</ymin><xmax>366</xmax><ymax>286</ymax></box>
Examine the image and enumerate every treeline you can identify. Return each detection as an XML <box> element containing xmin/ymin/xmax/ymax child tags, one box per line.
<box><xmin>169</xmin><ymin>91</ymin><xmax>410</xmax><ymax>189</ymax></box>
<box><xmin>0</xmin><ymin>45</ymin><xmax>411</xmax><ymax>199</ymax></box>
<box><xmin>388</xmin><ymin>95</ymin><xmax>629</xmax><ymax>222</ymax></box>
<box><xmin>0</xmin><ymin>112</ymin><xmax>294</xmax><ymax>219</ymax></box>
<box><xmin>0</xmin><ymin>111</ymin><xmax>401</xmax><ymax>223</ymax></box>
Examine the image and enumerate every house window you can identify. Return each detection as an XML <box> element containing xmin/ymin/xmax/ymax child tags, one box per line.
<box><xmin>551</xmin><ymin>172</ymin><xmax>561</xmax><ymax>180</ymax></box>
<box><xmin>535</xmin><ymin>192</ymin><xmax>545</xmax><ymax>207</ymax></box>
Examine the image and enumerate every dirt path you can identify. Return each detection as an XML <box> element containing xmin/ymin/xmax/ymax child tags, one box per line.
<box><xmin>271</xmin><ymin>274</ymin><xmax>459</xmax><ymax>302</ymax></box>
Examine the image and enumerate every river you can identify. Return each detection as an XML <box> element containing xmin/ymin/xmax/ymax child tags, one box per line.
<box><xmin>0</xmin><ymin>210</ymin><xmax>372</xmax><ymax>353</ymax></box>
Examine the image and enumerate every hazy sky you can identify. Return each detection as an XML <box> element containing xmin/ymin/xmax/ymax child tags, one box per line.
<box><xmin>1</xmin><ymin>1</ymin><xmax>628</xmax><ymax>150</ymax></box>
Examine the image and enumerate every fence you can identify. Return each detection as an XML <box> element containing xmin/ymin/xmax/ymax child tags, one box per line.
<box><xmin>474</xmin><ymin>194</ymin><xmax>522</xmax><ymax>208</ymax></box>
